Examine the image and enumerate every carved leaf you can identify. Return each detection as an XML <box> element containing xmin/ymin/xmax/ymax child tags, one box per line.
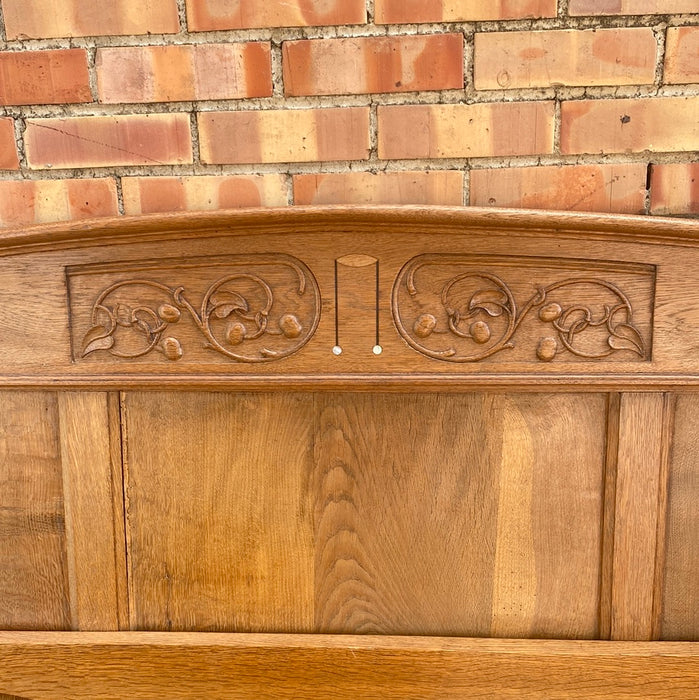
<box><xmin>210</xmin><ymin>291</ymin><xmax>249</xmax><ymax>319</ymax></box>
<box><xmin>608</xmin><ymin>323</ymin><xmax>645</xmax><ymax>356</ymax></box>
<box><xmin>468</xmin><ymin>289</ymin><xmax>509</xmax><ymax>317</ymax></box>
<box><xmin>82</xmin><ymin>326</ymin><xmax>114</xmax><ymax>356</ymax></box>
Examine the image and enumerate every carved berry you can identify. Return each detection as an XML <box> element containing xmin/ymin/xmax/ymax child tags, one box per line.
<box><xmin>470</xmin><ymin>320</ymin><xmax>491</xmax><ymax>344</ymax></box>
<box><xmin>161</xmin><ymin>336</ymin><xmax>183</xmax><ymax>361</ymax></box>
<box><xmin>539</xmin><ymin>303</ymin><xmax>563</xmax><ymax>323</ymax></box>
<box><xmin>414</xmin><ymin>314</ymin><xmax>437</xmax><ymax>338</ymax></box>
<box><xmin>158</xmin><ymin>303</ymin><xmax>181</xmax><ymax>323</ymax></box>
<box><xmin>536</xmin><ymin>336</ymin><xmax>558</xmax><ymax>362</ymax></box>
<box><xmin>226</xmin><ymin>321</ymin><xmax>247</xmax><ymax>345</ymax></box>
<box><xmin>279</xmin><ymin>313</ymin><xmax>302</xmax><ymax>338</ymax></box>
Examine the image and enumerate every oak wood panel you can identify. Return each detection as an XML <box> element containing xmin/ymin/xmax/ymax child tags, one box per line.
<box><xmin>0</xmin><ymin>632</ymin><xmax>697</xmax><ymax>700</ymax></box>
<box><xmin>122</xmin><ymin>392</ymin><xmax>316</xmax><ymax>632</ymax></box>
<box><xmin>314</xmin><ymin>393</ymin><xmax>605</xmax><ymax>638</ymax></box>
<box><xmin>0</xmin><ymin>207</ymin><xmax>698</xmax><ymax>388</ymax></box>
<box><xmin>611</xmin><ymin>393</ymin><xmax>669</xmax><ymax>641</ymax></box>
<box><xmin>57</xmin><ymin>392</ymin><xmax>125</xmax><ymax>631</ymax></box>
<box><xmin>661</xmin><ymin>394</ymin><xmax>699</xmax><ymax>640</ymax></box>
<box><xmin>0</xmin><ymin>392</ymin><xmax>70</xmax><ymax>630</ymax></box>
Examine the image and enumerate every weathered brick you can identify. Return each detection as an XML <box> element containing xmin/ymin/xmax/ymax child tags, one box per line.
<box><xmin>475</xmin><ymin>28</ymin><xmax>655</xmax><ymax>90</ymax></box>
<box><xmin>0</xmin><ymin>118</ymin><xmax>19</xmax><ymax>170</ymax></box>
<box><xmin>2</xmin><ymin>0</ymin><xmax>179</xmax><ymax>39</ymax></box>
<box><xmin>97</xmin><ymin>43</ymin><xmax>272</xmax><ymax>104</ymax></box>
<box><xmin>122</xmin><ymin>175</ymin><xmax>288</xmax><ymax>214</ymax></box>
<box><xmin>0</xmin><ymin>49</ymin><xmax>91</xmax><ymax>105</ymax></box>
<box><xmin>186</xmin><ymin>0</ymin><xmax>366</xmax><ymax>31</ymax></box>
<box><xmin>650</xmin><ymin>163</ymin><xmax>699</xmax><ymax>216</ymax></box>
<box><xmin>377</xmin><ymin>102</ymin><xmax>555</xmax><ymax>160</ymax></box>
<box><xmin>283</xmin><ymin>34</ymin><xmax>463</xmax><ymax>96</ymax></box>
<box><xmin>665</xmin><ymin>27</ymin><xmax>699</xmax><ymax>85</ymax></box>
<box><xmin>199</xmin><ymin>108</ymin><xmax>370</xmax><ymax>164</ymax></box>
<box><xmin>25</xmin><ymin>114</ymin><xmax>192</xmax><ymax>169</ymax></box>
<box><xmin>470</xmin><ymin>163</ymin><xmax>647</xmax><ymax>213</ymax></box>
<box><xmin>569</xmin><ymin>0</ymin><xmax>698</xmax><ymax>15</ymax></box>
<box><xmin>293</xmin><ymin>170</ymin><xmax>464</xmax><ymax>205</ymax></box>
<box><xmin>375</xmin><ymin>0</ymin><xmax>556</xmax><ymax>24</ymax></box>
<box><xmin>0</xmin><ymin>179</ymin><xmax>118</xmax><ymax>228</ymax></box>
<box><xmin>561</xmin><ymin>97</ymin><xmax>699</xmax><ymax>154</ymax></box>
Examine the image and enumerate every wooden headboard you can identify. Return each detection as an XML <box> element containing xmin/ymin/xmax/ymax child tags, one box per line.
<box><xmin>0</xmin><ymin>206</ymin><xmax>697</xmax><ymax>698</ymax></box>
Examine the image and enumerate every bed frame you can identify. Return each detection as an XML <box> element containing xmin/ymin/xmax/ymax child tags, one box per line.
<box><xmin>0</xmin><ymin>206</ymin><xmax>697</xmax><ymax>698</ymax></box>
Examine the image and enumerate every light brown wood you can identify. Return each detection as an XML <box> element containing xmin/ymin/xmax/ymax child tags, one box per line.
<box><xmin>0</xmin><ymin>207</ymin><xmax>697</xmax><ymax>690</ymax></box>
<box><xmin>611</xmin><ymin>393</ymin><xmax>669</xmax><ymax>641</ymax></box>
<box><xmin>58</xmin><ymin>392</ymin><xmax>125</xmax><ymax>631</ymax></box>
<box><xmin>0</xmin><ymin>206</ymin><xmax>696</xmax><ymax>389</ymax></box>
<box><xmin>661</xmin><ymin>394</ymin><xmax>699</xmax><ymax>640</ymax></box>
<box><xmin>314</xmin><ymin>392</ymin><xmax>604</xmax><ymax>638</ymax></box>
<box><xmin>0</xmin><ymin>392</ymin><xmax>70</xmax><ymax>630</ymax></box>
<box><xmin>0</xmin><ymin>632</ymin><xmax>697</xmax><ymax>700</ymax></box>
<box><xmin>122</xmin><ymin>392</ymin><xmax>315</xmax><ymax>632</ymax></box>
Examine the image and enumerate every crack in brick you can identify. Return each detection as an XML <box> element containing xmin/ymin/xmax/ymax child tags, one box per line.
<box><xmin>31</xmin><ymin>121</ymin><xmax>172</xmax><ymax>166</ymax></box>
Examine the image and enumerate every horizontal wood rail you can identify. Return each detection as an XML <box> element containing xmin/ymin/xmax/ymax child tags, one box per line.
<box><xmin>0</xmin><ymin>633</ymin><xmax>697</xmax><ymax>699</ymax></box>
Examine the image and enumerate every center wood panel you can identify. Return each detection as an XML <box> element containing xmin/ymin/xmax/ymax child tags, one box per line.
<box><xmin>123</xmin><ymin>392</ymin><xmax>606</xmax><ymax>637</ymax></box>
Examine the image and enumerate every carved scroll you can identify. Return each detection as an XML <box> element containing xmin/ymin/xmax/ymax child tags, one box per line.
<box><xmin>392</xmin><ymin>255</ymin><xmax>654</xmax><ymax>363</ymax></box>
<box><xmin>69</xmin><ymin>255</ymin><xmax>320</xmax><ymax>363</ymax></box>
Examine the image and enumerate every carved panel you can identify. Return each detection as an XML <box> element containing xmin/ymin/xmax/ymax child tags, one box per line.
<box><xmin>392</xmin><ymin>255</ymin><xmax>655</xmax><ymax>363</ymax></box>
<box><xmin>68</xmin><ymin>255</ymin><xmax>320</xmax><ymax>364</ymax></box>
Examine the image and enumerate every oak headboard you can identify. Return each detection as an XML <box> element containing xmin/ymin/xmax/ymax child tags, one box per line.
<box><xmin>0</xmin><ymin>206</ymin><xmax>697</xmax><ymax>698</ymax></box>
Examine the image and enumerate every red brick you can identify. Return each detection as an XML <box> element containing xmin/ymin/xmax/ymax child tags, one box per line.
<box><xmin>293</xmin><ymin>171</ymin><xmax>464</xmax><ymax>205</ymax></box>
<box><xmin>665</xmin><ymin>27</ymin><xmax>699</xmax><ymax>85</ymax></box>
<box><xmin>283</xmin><ymin>34</ymin><xmax>463</xmax><ymax>96</ymax></box>
<box><xmin>569</xmin><ymin>0</ymin><xmax>697</xmax><ymax>15</ymax></box>
<box><xmin>0</xmin><ymin>118</ymin><xmax>19</xmax><ymax>170</ymax></box>
<box><xmin>470</xmin><ymin>163</ymin><xmax>647</xmax><ymax>214</ymax></box>
<box><xmin>97</xmin><ymin>43</ymin><xmax>272</xmax><ymax>104</ymax></box>
<box><xmin>187</xmin><ymin>0</ymin><xmax>366</xmax><ymax>31</ymax></box>
<box><xmin>650</xmin><ymin>163</ymin><xmax>699</xmax><ymax>216</ymax></box>
<box><xmin>375</xmin><ymin>0</ymin><xmax>556</xmax><ymax>24</ymax></box>
<box><xmin>561</xmin><ymin>97</ymin><xmax>699</xmax><ymax>155</ymax></box>
<box><xmin>122</xmin><ymin>175</ymin><xmax>288</xmax><ymax>214</ymax></box>
<box><xmin>198</xmin><ymin>108</ymin><xmax>370</xmax><ymax>164</ymax></box>
<box><xmin>25</xmin><ymin>114</ymin><xmax>192</xmax><ymax>169</ymax></box>
<box><xmin>377</xmin><ymin>102</ymin><xmax>555</xmax><ymax>160</ymax></box>
<box><xmin>0</xmin><ymin>49</ymin><xmax>91</xmax><ymax>106</ymax></box>
<box><xmin>0</xmin><ymin>179</ymin><xmax>118</xmax><ymax>228</ymax></box>
<box><xmin>475</xmin><ymin>28</ymin><xmax>655</xmax><ymax>90</ymax></box>
<box><xmin>2</xmin><ymin>0</ymin><xmax>179</xmax><ymax>39</ymax></box>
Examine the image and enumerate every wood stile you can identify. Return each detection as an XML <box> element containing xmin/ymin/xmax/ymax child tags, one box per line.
<box><xmin>0</xmin><ymin>207</ymin><xmax>696</xmax><ymax>697</ymax></box>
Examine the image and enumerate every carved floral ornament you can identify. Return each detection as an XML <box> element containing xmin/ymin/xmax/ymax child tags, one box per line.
<box><xmin>391</xmin><ymin>256</ymin><xmax>651</xmax><ymax>363</ymax></box>
<box><xmin>76</xmin><ymin>253</ymin><xmax>651</xmax><ymax>365</ymax></box>
<box><xmin>79</xmin><ymin>256</ymin><xmax>320</xmax><ymax>363</ymax></box>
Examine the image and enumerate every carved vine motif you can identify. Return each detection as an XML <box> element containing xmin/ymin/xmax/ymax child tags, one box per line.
<box><xmin>80</xmin><ymin>259</ymin><xmax>320</xmax><ymax>363</ymax></box>
<box><xmin>393</xmin><ymin>260</ymin><xmax>649</xmax><ymax>363</ymax></box>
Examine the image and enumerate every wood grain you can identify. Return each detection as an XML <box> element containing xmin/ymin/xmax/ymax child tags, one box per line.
<box><xmin>661</xmin><ymin>394</ymin><xmax>699</xmax><ymax>640</ymax></box>
<box><xmin>58</xmin><ymin>392</ymin><xmax>125</xmax><ymax>631</ymax></box>
<box><xmin>0</xmin><ymin>632</ymin><xmax>697</xmax><ymax>700</ymax></box>
<box><xmin>611</xmin><ymin>393</ymin><xmax>667</xmax><ymax>641</ymax></box>
<box><xmin>0</xmin><ymin>391</ymin><xmax>70</xmax><ymax>630</ymax></box>
<box><xmin>122</xmin><ymin>392</ymin><xmax>315</xmax><ymax>632</ymax></box>
<box><xmin>0</xmin><ymin>206</ymin><xmax>697</xmax><ymax>388</ymax></box>
<box><xmin>313</xmin><ymin>393</ymin><xmax>605</xmax><ymax>638</ymax></box>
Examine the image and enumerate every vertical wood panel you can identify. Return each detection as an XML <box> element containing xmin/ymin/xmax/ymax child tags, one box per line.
<box><xmin>661</xmin><ymin>394</ymin><xmax>699</xmax><ymax>640</ymax></box>
<box><xmin>611</xmin><ymin>393</ymin><xmax>667</xmax><ymax>641</ymax></box>
<box><xmin>123</xmin><ymin>392</ymin><xmax>315</xmax><ymax>632</ymax></box>
<box><xmin>58</xmin><ymin>392</ymin><xmax>125</xmax><ymax>631</ymax></box>
<box><xmin>314</xmin><ymin>393</ymin><xmax>606</xmax><ymax>638</ymax></box>
<box><xmin>0</xmin><ymin>391</ymin><xmax>70</xmax><ymax>630</ymax></box>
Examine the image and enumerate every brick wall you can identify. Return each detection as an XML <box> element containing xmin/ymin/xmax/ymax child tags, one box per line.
<box><xmin>0</xmin><ymin>0</ymin><xmax>696</xmax><ymax>228</ymax></box>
